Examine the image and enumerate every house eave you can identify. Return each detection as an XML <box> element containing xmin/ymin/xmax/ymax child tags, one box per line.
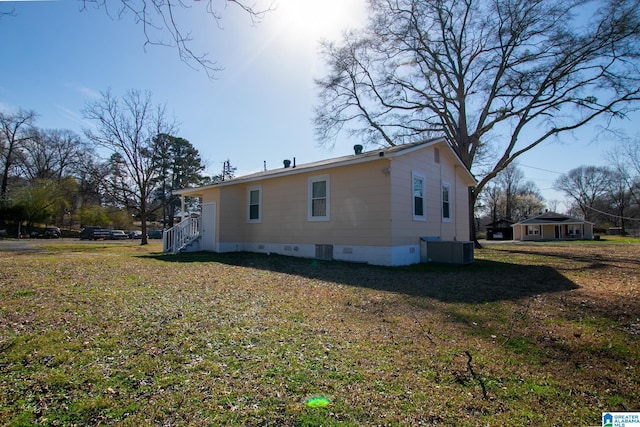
<box><xmin>173</xmin><ymin>136</ymin><xmax>477</xmax><ymax>197</ymax></box>
<box><xmin>512</xmin><ymin>219</ymin><xmax>595</xmax><ymax>226</ymax></box>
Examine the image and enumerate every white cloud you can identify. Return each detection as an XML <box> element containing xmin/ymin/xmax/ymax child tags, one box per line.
<box><xmin>64</xmin><ymin>83</ymin><xmax>102</xmax><ymax>100</ymax></box>
<box><xmin>55</xmin><ymin>104</ymin><xmax>94</xmax><ymax>130</ymax></box>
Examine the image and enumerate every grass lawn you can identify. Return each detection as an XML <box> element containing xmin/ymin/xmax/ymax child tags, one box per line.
<box><xmin>0</xmin><ymin>239</ymin><xmax>638</xmax><ymax>426</ymax></box>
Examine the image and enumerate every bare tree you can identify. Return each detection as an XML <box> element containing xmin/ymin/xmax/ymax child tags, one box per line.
<box><xmin>0</xmin><ymin>109</ymin><xmax>36</xmax><ymax>198</ymax></box>
<box><xmin>553</xmin><ymin>165</ymin><xmax>613</xmax><ymax>221</ymax></box>
<box><xmin>83</xmin><ymin>89</ymin><xmax>175</xmax><ymax>244</ymax></box>
<box><xmin>18</xmin><ymin>129</ymin><xmax>86</xmax><ymax>180</ymax></box>
<box><xmin>315</xmin><ymin>0</ymin><xmax>640</xmax><ymax>244</ymax></box>
<box><xmin>498</xmin><ymin>163</ymin><xmax>526</xmax><ymax>221</ymax></box>
<box><xmin>626</xmin><ymin>138</ymin><xmax>640</xmax><ymax>179</ymax></box>
<box><xmin>546</xmin><ymin>200</ymin><xmax>561</xmax><ymax>213</ymax></box>
<box><xmin>513</xmin><ymin>191</ymin><xmax>546</xmax><ymax>220</ymax></box>
<box><xmin>605</xmin><ymin>169</ymin><xmax>634</xmax><ymax>233</ymax></box>
<box><xmin>605</xmin><ymin>144</ymin><xmax>640</xmax><ymax>232</ymax></box>
<box><xmin>609</xmin><ymin>135</ymin><xmax>640</xmax><ymax>207</ymax></box>
<box><xmin>81</xmin><ymin>0</ymin><xmax>273</xmax><ymax>78</ymax></box>
<box><xmin>480</xmin><ymin>163</ymin><xmax>544</xmax><ymax>221</ymax></box>
<box><xmin>75</xmin><ymin>153</ymin><xmax>111</xmax><ymax>208</ymax></box>
<box><xmin>481</xmin><ymin>181</ymin><xmax>503</xmax><ymax>223</ymax></box>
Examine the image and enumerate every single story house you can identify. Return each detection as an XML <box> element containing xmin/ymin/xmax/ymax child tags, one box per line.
<box><xmin>167</xmin><ymin>137</ymin><xmax>477</xmax><ymax>266</ymax></box>
<box><xmin>512</xmin><ymin>212</ymin><xmax>594</xmax><ymax>241</ymax></box>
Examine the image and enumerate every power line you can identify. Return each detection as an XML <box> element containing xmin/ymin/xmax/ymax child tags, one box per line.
<box><xmin>586</xmin><ymin>205</ymin><xmax>640</xmax><ymax>222</ymax></box>
<box><xmin>519</xmin><ymin>164</ymin><xmax>564</xmax><ymax>175</ymax></box>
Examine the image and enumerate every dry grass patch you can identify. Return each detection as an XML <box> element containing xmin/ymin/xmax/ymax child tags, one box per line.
<box><xmin>0</xmin><ymin>241</ymin><xmax>638</xmax><ymax>425</ymax></box>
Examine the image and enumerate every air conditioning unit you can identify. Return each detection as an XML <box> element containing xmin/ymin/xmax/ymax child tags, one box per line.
<box><xmin>421</xmin><ymin>240</ymin><xmax>474</xmax><ymax>264</ymax></box>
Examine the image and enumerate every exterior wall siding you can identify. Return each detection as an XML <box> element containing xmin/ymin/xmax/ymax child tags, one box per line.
<box><xmin>389</xmin><ymin>145</ymin><xmax>471</xmax><ymax>247</ymax></box>
<box><xmin>217</xmin><ymin>186</ymin><xmax>245</xmax><ymax>242</ymax></box>
<box><xmin>208</xmin><ymin>160</ymin><xmax>393</xmax><ymax>251</ymax></box>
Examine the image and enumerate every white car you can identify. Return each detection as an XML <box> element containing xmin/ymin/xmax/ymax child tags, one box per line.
<box><xmin>108</xmin><ymin>230</ymin><xmax>128</xmax><ymax>240</ymax></box>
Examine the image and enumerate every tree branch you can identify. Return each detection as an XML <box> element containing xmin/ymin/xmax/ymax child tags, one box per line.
<box><xmin>81</xmin><ymin>0</ymin><xmax>274</xmax><ymax>78</ymax></box>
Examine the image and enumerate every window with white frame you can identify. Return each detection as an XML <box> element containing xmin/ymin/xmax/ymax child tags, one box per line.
<box><xmin>568</xmin><ymin>224</ymin><xmax>581</xmax><ymax>236</ymax></box>
<box><xmin>441</xmin><ymin>181</ymin><xmax>452</xmax><ymax>222</ymax></box>
<box><xmin>527</xmin><ymin>225</ymin><xmax>540</xmax><ymax>235</ymax></box>
<box><xmin>247</xmin><ymin>186</ymin><xmax>262</xmax><ymax>223</ymax></box>
<box><xmin>412</xmin><ymin>172</ymin><xmax>426</xmax><ymax>221</ymax></box>
<box><xmin>308</xmin><ymin>175</ymin><xmax>330</xmax><ymax>221</ymax></box>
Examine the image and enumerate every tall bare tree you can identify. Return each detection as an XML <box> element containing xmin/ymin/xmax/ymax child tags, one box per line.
<box><xmin>609</xmin><ymin>135</ymin><xmax>640</xmax><ymax>208</ymax></box>
<box><xmin>499</xmin><ymin>163</ymin><xmax>525</xmax><ymax>221</ymax></box>
<box><xmin>0</xmin><ymin>109</ymin><xmax>36</xmax><ymax>198</ymax></box>
<box><xmin>553</xmin><ymin>165</ymin><xmax>613</xmax><ymax>222</ymax></box>
<box><xmin>480</xmin><ymin>163</ymin><xmax>544</xmax><ymax>221</ymax></box>
<box><xmin>605</xmin><ymin>169</ymin><xmax>635</xmax><ymax>233</ymax></box>
<box><xmin>18</xmin><ymin>129</ymin><xmax>86</xmax><ymax>180</ymax></box>
<box><xmin>83</xmin><ymin>89</ymin><xmax>175</xmax><ymax>244</ymax></box>
<box><xmin>315</xmin><ymin>0</ymin><xmax>640</xmax><ymax>243</ymax></box>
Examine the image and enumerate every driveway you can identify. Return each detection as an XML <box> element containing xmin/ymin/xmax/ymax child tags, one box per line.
<box><xmin>0</xmin><ymin>239</ymin><xmax>46</xmax><ymax>253</ymax></box>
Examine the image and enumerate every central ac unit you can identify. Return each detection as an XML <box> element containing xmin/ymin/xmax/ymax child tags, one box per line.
<box><xmin>421</xmin><ymin>240</ymin><xmax>474</xmax><ymax>264</ymax></box>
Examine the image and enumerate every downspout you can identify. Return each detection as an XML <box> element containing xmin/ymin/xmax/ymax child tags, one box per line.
<box><xmin>439</xmin><ymin>160</ymin><xmax>442</xmax><ymax>238</ymax></box>
<box><xmin>454</xmin><ymin>166</ymin><xmax>458</xmax><ymax>241</ymax></box>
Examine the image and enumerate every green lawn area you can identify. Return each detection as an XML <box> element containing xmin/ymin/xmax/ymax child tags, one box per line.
<box><xmin>0</xmin><ymin>240</ymin><xmax>638</xmax><ymax>426</ymax></box>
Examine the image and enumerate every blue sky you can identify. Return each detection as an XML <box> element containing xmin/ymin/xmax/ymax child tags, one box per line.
<box><xmin>1</xmin><ymin>0</ymin><xmax>638</xmax><ymax>210</ymax></box>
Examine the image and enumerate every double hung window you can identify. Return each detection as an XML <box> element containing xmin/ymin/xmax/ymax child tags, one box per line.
<box><xmin>527</xmin><ymin>225</ymin><xmax>540</xmax><ymax>235</ymax></box>
<box><xmin>308</xmin><ymin>176</ymin><xmax>330</xmax><ymax>221</ymax></box>
<box><xmin>442</xmin><ymin>182</ymin><xmax>451</xmax><ymax>222</ymax></box>
<box><xmin>412</xmin><ymin>173</ymin><xmax>426</xmax><ymax>221</ymax></box>
<box><xmin>247</xmin><ymin>186</ymin><xmax>262</xmax><ymax>223</ymax></box>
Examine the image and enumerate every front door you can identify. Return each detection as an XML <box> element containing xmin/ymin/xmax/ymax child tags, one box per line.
<box><xmin>201</xmin><ymin>202</ymin><xmax>216</xmax><ymax>251</ymax></box>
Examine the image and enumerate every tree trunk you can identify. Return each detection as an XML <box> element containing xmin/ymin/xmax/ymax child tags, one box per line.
<box><xmin>1</xmin><ymin>148</ymin><xmax>13</xmax><ymax>198</ymax></box>
<box><xmin>140</xmin><ymin>200</ymin><xmax>148</xmax><ymax>245</ymax></box>
<box><xmin>469</xmin><ymin>187</ymin><xmax>482</xmax><ymax>248</ymax></box>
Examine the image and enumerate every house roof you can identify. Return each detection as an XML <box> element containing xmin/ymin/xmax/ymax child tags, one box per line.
<box><xmin>486</xmin><ymin>219</ymin><xmax>515</xmax><ymax>227</ymax></box>
<box><xmin>174</xmin><ymin>137</ymin><xmax>476</xmax><ymax>196</ymax></box>
<box><xmin>513</xmin><ymin>212</ymin><xmax>594</xmax><ymax>226</ymax></box>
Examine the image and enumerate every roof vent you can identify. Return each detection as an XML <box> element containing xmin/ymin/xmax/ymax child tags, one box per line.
<box><xmin>354</xmin><ymin>144</ymin><xmax>363</xmax><ymax>155</ymax></box>
<box><xmin>283</xmin><ymin>159</ymin><xmax>291</xmax><ymax>168</ymax></box>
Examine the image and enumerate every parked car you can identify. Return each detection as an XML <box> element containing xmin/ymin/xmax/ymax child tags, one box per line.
<box><xmin>31</xmin><ymin>226</ymin><xmax>62</xmax><ymax>239</ymax></box>
<box><xmin>43</xmin><ymin>226</ymin><xmax>61</xmax><ymax>238</ymax></box>
<box><xmin>148</xmin><ymin>230</ymin><xmax>163</xmax><ymax>239</ymax></box>
<box><xmin>30</xmin><ymin>226</ymin><xmax>61</xmax><ymax>239</ymax></box>
<box><xmin>108</xmin><ymin>230</ymin><xmax>128</xmax><ymax>240</ymax></box>
<box><xmin>79</xmin><ymin>227</ymin><xmax>110</xmax><ymax>240</ymax></box>
<box><xmin>128</xmin><ymin>230</ymin><xmax>143</xmax><ymax>239</ymax></box>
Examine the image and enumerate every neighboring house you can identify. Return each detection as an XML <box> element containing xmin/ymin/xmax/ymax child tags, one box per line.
<box><xmin>512</xmin><ymin>212</ymin><xmax>594</xmax><ymax>241</ymax></box>
<box><xmin>486</xmin><ymin>219</ymin><xmax>515</xmax><ymax>240</ymax></box>
<box><xmin>168</xmin><ymin>138</ymin><xmax>477</xmax><ymax>266</ymax></box>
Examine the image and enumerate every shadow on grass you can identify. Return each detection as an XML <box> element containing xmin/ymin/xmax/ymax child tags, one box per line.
<box><xmin>493</xmin><ymin>247</ymin><xmax>640</xmax><ymax>268</ymax></box>
<box><xmin>142</xmin><ymin>251</ymin><xmax>579</xmax><ymax>304</ymax></box>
